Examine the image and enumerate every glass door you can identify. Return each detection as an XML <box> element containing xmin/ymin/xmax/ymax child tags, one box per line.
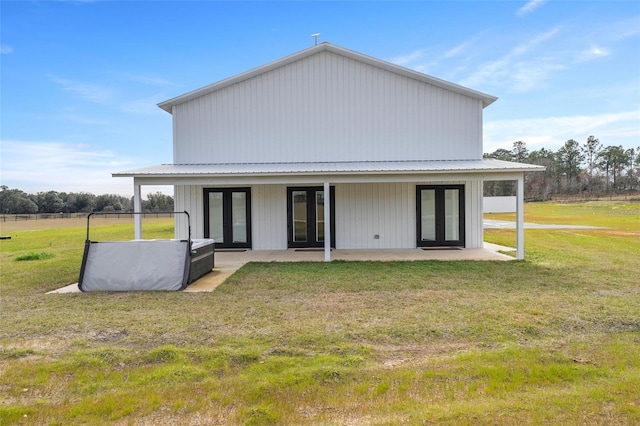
<box><xmin>287</xmin><ymin>187</ymin><xmax>335</xmax><ymax>248</ymax></box>
<box><xmin>417</xmin><ymin>185</ymin><xmax>464</xmax><ymax>247</ymax></box>
<box><xmin>204</xmin><ymin>188</ymin><xmax>251</xmax><ymax>249</ymax></box>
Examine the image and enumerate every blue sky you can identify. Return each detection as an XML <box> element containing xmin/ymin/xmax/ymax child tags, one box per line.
<box><xmin>1</xmin><ymin>0</ymin><xmax>639</xmax><ymax>196</ymax></box>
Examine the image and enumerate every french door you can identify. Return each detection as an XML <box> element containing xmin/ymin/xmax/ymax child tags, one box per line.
<box><xmin>203</xmin><ymin>188</ymin><xmax>251</xmax><ymax>249</ymax></box>
<box><xmin>417</xmin><ymin>185</ymin><xmax>465</xmax><ymax>247</ymax></box>
<box><xmin>287</xmin><ymin>186</ymin><xmax>335</xmax><ymax>248</ymax></box>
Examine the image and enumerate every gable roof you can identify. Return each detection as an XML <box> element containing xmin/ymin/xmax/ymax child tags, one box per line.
<box><xmin>157</xmin><ymin>42</ymin><xmax>497</xmax><ymax>113</ymax></box>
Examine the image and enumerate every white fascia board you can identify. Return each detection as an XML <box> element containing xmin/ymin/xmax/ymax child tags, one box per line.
<box><xmin>117</xmin><ymin>171</ymin><xmax>533</xmax><ymax>188</ymax></box>
<box><xmin>114</xmin><ymin>168</ymin><xmax>540</xmax><ymax>179</ymax></box>
<box><xmin>157</xmin><ymin>43</ymin><xmax>498</xmax><ymax>113</ymax></box>
<box><xmin>113</xmin><ymin>161</ymin><xmax>544</xmax><ymax>178</ymax></box>
<box><xmin>125</xmin><ymin>173</ymin><xmax>521</xmax><ymax>187</ymax></box>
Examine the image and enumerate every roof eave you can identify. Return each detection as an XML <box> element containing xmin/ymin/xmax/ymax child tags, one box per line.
<box><xmin>112</xmin><ymin>166</ymin><xmax>544</xmax><ymax>179</ymax></box>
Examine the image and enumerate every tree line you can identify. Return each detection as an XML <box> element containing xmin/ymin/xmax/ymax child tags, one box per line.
<box><xmin>3</xmin><ymin>135</ymin><xmax>638</xmax><ymax>213</ymax></box>
<box><xmin>0</xmin><ymin>186</ymin><xmax>174</xmax><ymax>215</ymax></box>
<box><xmin>484</xmin><ymin>136</ymin><xmax>640</xmax><ymax>200</ymax></box>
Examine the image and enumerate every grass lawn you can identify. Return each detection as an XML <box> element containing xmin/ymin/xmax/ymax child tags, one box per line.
<box><xmin>1</xmin><ymin>202</ymin><xmax>639</xmax><ymax>425</ymax></box>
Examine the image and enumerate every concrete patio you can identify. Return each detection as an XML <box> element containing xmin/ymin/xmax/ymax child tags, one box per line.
<box><xmin>48</xmin><ymin>242</ymin><xmax>514</xmax><ymax>294</ymax></box>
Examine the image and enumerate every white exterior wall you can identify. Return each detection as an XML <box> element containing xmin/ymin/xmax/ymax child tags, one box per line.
<box><xmin>173</xmin><ymin>50</ymin><xmax>483</xmax><ymax>164</ymax></box>
<box><xmin>251</xmin><ymin>185</ymin><xmax>287</xmax><ymax>249</ymax></box>
<box><xmin>174</xmin><ymin>185</ymin><xmax>203</xmax><ymax>240</ymax></box>
<box><xmin>335</xmin><ymin>183</ymin><xmax>414</xmax><ymax>249</ymax></box>
<box><xmin>173</xmin><ymin>180</ymin><xmax>484</xmax><ymax>250</ymax></box>
<box><xmin>465</xmin><ymin>180</ymin><xmax>484</xmax><ymax>248</ymax></box>
<box><xmin>175</xmin><ymin>184</ymin><xmax>289</xmax><ymax>249</ymax></box>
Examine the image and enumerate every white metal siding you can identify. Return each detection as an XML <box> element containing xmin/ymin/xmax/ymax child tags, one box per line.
<box><xmin>335</xmin><ymin>183</ymin><xmax>415</xmax><ymax>249</ymax></box>
<box><xmin>175</xmin><ymin>184</ymin><xmax>288</xmax><ymax>249</ymax></box>
<box><xmin>174</xmin><ymin>185</ymin><xmax>203</xmax><ymax>240</ymax></box>
<box><xmin>336</xmin><ymin>181</ymin><xmax>483</xmax><ymax>249</ymax></box>
<box><xmin>174</xmin><ymin>180</ymin><xmax>483</xmax><ymax>249</ymax></box>
<box><xmin>252</xmin><ymin>185</ymin><xmax>287</xmax><ymax>249</ymax></box>
<box><xmin>465</xmin><ymin>180</ymin><xmax>484</xmax><ymax>248</ymax></box>
<box><xmin>173</xmin><ymin>50</ymin><xmax>483</xmax><ymax>164</ymax></box>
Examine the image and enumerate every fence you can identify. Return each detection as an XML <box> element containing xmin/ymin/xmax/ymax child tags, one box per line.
<box><xmin>0</xmin><ymin>212</ymin><xmax>176</xmax><ymax>222</ymax></box>
<box><xmin>483</xmin><ymin>196</ymin><xmax>517</xmax><ymax>213</ymax></box>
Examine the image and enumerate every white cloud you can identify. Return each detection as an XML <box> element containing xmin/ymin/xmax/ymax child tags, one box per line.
<box><xmin>389</xmin><ymin>49</ymin><xmax>426</xmax><ymax>66</ymax></box>
<box><xmin>574</xmin><ymin>45</ymin><xmax>611</xmax><ymax>63</ymax></box>
<box><xmin>517</xmin><ymin>0</ymin><xmax>548</xmax><ymax>17</ymax></box>
<box><xmin>0</xmin><ymin>44</ymin><xmax>13</xmax><ymax>54</ymax></box>
<box><xmin>510</xmin><ymin>26</ymin><xmax>560</xmax><ymax>56</ymax></box>
<box><xmin>608</xmin><ymin>16</ymin><xmax>640</xmax><ymax>41</ymax></box>
<box><xmin>458</xmin><ymin>26</ymin><xmax>588</xmax><ymax>93</ymax></box>
<box><xmin>120</xmin><ymin>73</ymin><xmax>179</xmax><ymax>88</ymax></box>
<box><xmin>443</xmin><ymin>38</ymin><xmax>474</xmax><ymax>59</ymax></box>
<box><xmin>508</xmin><ymin>59</ymin><xmax>566</xmax><ymax>93</ymax></box>
<box><xmin>484</xmin><ymin>110</ymin><xmax>640</xmax><ymax>152</ymax></box>
<box><xmin>121</xmin><ymin>94</ymin><xmax>168</xmax><ymax>115</ymax></box>
<box><xmin>58</xmin><ymin>108</ymin><xmax>112</xmax><ymax>126</ymax></box>
<box><xmin>48</xmin><ymin>75</ymin><xmax>114</xmax><ymax>104</ymax></box>
<box><xmin>0</xmin><ymin>140</ymin><xmax>137</xmax><ymax>195</ymax></box>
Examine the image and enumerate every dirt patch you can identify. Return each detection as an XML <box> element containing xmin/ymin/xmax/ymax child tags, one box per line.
<box><xmin>593</xmin><ymin>229</ymin><xmax>640</xmax><ymax>237</ymax></box>
<box><xmin>370</xmin><ymin>342</ymin><xmax>477</xmax><ymax>368</ymax></box>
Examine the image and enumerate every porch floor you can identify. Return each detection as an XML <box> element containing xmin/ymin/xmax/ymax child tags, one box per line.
<box><xmin>48</xmin><ymin>243</ymin><xmax>514</xmax><ymax>294</ymax></box>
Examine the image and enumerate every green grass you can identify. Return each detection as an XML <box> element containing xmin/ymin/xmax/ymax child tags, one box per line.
<box><xmin>485</xmin><ymin>199</ymin><xmax>639</xmax><ymax>231</ymax></box>
<box><xmin>14</xmin><ymin>252</ymin><xmax>54</xmax><ymax>261</ymax></box>
<box><xmin>1</xmin><ymin>201</ymin><xmax>639</xmax><ymax>424</ymax></box>
<box><xmin>0</xmin><ymin>219</ymin><xmax>175</xmax><ymax>293</ymax></box>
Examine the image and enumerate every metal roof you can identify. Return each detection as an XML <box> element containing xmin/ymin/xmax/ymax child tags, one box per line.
<box><xmin>157</xmin><ymin>43</ymin><xmax>497</xmax><ymax>113</ymax></box>
<box><xmin>113</xmin><ymin>159</ymin><xmax>544</xmax><ymax>178</ymax></box>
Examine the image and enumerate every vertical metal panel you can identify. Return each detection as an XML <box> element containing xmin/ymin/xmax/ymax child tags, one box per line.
<box><xmin>335</xmin><ymin>183</ymin><xmax>414</xmax><ymax>249</ymax></box>
<box><xmin>173</xmin><ymin>50</ymin><xmax>483</xmax><ymax>164</ymax></box>
<box><xmin>252</xmin><ymin>184</ymin><xmax>287</xmax><ymax>249</ymax></box>
<box><xmin>174</xmin><ymin>185</ymin><xmax>202</xmax><ymax>240</ymax></box>
<box><xmin>464</xmin><ymin>180</ymin><xmax>484</xmax><ymax>249</ymax></box>
<box><xmin>174</xmin><ymin>185</ymin><xmax>186</xmax><ymax>239</ymax></box>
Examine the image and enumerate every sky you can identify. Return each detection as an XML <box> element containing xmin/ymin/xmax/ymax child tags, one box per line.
<box><xmin>1</xmin><ymin>0</ymin><xmax>639</xmax><ymax>197</ymax></box>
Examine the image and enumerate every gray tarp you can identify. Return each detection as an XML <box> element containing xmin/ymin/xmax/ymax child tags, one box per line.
<box><xmin>79</xmin><ymin>240</ymin><xmax>190</xmax><ymax>291</ymax></box>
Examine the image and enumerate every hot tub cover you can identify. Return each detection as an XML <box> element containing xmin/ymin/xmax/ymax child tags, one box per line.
<box><xmin>79</xmin><ymin>240</ymin><xmax>190</xmax><ymax>291</ymax></box>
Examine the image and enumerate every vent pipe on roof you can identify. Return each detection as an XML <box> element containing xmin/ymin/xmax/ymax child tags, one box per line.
<box><xmin>311</xmin><ymin>33</ymin><xmax>320</xmax><ymax>46</ymax></box>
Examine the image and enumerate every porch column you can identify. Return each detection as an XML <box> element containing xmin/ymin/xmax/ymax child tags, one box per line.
<box><xmin>516</xmin><ymin>174</ymin><xmax>524</xmax><ymax>260</ymax></box>
<box><xmin>133</xmin><ymin>182</ymin><xmax>142</xmax><ymax>240</ymax></box>
<box><xmin>324</xmin><ymin>181</ymin><xmax>331</xmax><ymax>262</ymax></box>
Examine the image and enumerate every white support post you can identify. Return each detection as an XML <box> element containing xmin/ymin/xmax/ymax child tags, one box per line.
<box><xmin>324</xmin><ymin>181</ymin><xmax>331</xmax><ymax>262</ymax></box>
<box><xmin>133</xmin><ymin>183</ymin><xmax>142</xmax><ymax>240</ymax></box>
<box><xmin>516</xmin><ymin>174</ymin><xmax>524</xmax><ymax>260</ymax></box>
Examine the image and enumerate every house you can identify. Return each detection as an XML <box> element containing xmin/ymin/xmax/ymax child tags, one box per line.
<box><xmin>114</xmin><ymin>43</ymin><xmax>543</xmax><ymax>260</ymax></box>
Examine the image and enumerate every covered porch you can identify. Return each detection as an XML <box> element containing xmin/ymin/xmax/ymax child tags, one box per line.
<box><xmin>114</xmin><ymin>159</ymin><xmax>544</xmax><ymax>262</ymax></box>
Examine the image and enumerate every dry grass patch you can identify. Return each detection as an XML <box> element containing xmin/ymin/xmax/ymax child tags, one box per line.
<box><xmin>1</xmin><ymin>201</ymin><xmax>639</xmax><ymax>424</ymax></box>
